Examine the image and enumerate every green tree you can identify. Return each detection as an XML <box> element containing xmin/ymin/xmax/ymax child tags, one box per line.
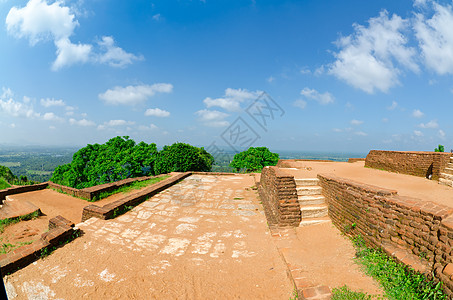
<box><xmin>153</xmin><ymin>143</ymin><xmax>214</xmax><ymax>174</ymax></box>
<box><xmin>435</xmin><ymin>144</ymin><xmax>445</xmax><ymax>152</ymax></box>
<box><xmin>50</xmin><ymin>136</ymin><xmax>158</xmax><ymax>188</ymax></box>
<box><xmin>0</xmin><ymin>165</ymin><xmax>16</xmax><ymax>182</ymax></box>
<box><xmin>229</xmin><ymin>147</ymin><xmax>279</xmax><ymax>172</ymax></box>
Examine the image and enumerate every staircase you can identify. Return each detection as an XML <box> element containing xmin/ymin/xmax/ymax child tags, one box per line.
<box><xmin>439</xmin><ymin>156</ymin><xmax>453</xmax><ymax>187</ymax></box>
<box><xmin>295</xmin><ymin>178</ymin><xmax>330</xmax><ymax>226</ymax></box>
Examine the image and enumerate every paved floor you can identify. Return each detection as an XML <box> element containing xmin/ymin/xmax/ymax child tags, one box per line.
<box><xmin>4</xmin><ymin>175</ymin><xmax>293</xmax><ymax>299</ymax></box>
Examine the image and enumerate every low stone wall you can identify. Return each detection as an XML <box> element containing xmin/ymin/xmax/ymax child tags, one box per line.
<box><xmin>258</xmin><ymin>166</ymin><xmax>300</xmax><ymax>227</ymax></box>
<box><xmin>318</xmin><ymin>173</ymin><xmax>453</xmax><ymax>297</ymax></box>
<box><xmin>81</xmin><ymin>172</ymin><xmax>191</xmax><ymax>222</ymax></box>
<box><xmin>0</xmin><ymin>216</ymin><xmax>76</xmax><ymax>274</ymax></box>
<box><xmin>348</xmin><ymin>158</ymin><xmax>365</xmax><ymax>163</ymax></box>
<box><xmin>0</xmin><ymin>183</ymin><xmax>48</xmax><ymax>201</ymax></box>
<box><xmin>365</xmin><ymin>150</ymin><xmax>451</xmax><ymax>180</ymax></box>
<box><xmin>48</xmin><ymin>176</ymin><xmax>154</xmax><ymax>200</ymax></box>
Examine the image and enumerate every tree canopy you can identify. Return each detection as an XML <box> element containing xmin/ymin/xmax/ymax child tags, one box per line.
<box><xmin>0</xmin><ymin>165</ymin><xmax>16</xmax><ymax>183</ymax></box>
<box><xmin>154</xmin><ymin>142</ymin><xmax>214</xmax><ymax>174</ymax></box>
<box><xmin>51</xmin><ymin>136</ymin><xmax>158</xmax><ymax>189</ymax></box>
<box><xmin>229</xmin><ymin>147</ymin><xmax>279</xmax><ymax>172</ymax></box>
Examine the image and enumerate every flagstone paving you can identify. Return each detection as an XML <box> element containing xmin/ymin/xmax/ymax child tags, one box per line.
<box><xmin>3</xmin><ymin>175</ymin><xmax>294</xmax><ymax>299</ymax></box>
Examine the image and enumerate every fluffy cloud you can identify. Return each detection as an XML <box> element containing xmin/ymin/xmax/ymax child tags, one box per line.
<box><xmin>138</xmin><ymin>124</ymin><xmax>158</xmax><ymax>131</ymax></box>
<box><xmin>0</xmin><ymin>88</ymin><xmax>39</xmax><ymax>118</ymax></box>
<box><xmin>144</xmin><ymin>108</ymin><xmax>170</xmax><ymax>117</ymax></box>
<box><xmin>355</xmin><ymin>131</ymin><xmax>368</xmax><ymax>136</ymax></box>
<box><xmin>414</xmin><ymin>130</ymin><xmax>424</xmax><ymax>136</ymax></box>
<box><xmin>42</xmin><ymin>112</ymin><xmax>63</xmax><ymax>122</ymax></box>
<box><xmin>99</xmin><ymin>83</ymin><xmax>173</xmax><ymax>105</ymax></box>
<box><xmin>350</xmin><ymin>119</ymin><xmax>364</xmax><ymax>126</ymax></box>
<box><xmin>419</xmin><ymin>119</ymin><xmax>439</xmax><ymax>128</ymax></box>
<box><xmin>97</xmin><ymin>36</ymin><xmax>143</xmax><ymax>68</ymax></box>
<box><xmin>69</xmin><ymin>118</ymin><xmax>95</xmax><ymax>126</ymax></box>
<box><xmin>387</xmin><ymin>101</ymin><xmax>398</xmax><ymax>110</ymax></box>
<box><xmin>6</xmin><ymin>0</ymin><xmax>140</xmax><ymax>70</ymax></box>
<box><xmin>328</xmin><ymin>11</ymin><xmax>418</xmax><ymax>93</ymax></box>
<box><xmin>40</xmin><ymin>98</ymin><xmax>65</xmax><ymax>107</ymax></box>
<box><xmin>97</xmin><ymin>119</ymin><xmax>135</xmax><ymax>130</ymax></box>
<box><xmin>293</xmin><ymin>99</ymin><xmax>307</xmax><ymax>109</ymax></box>
<box><xmin>414</xmin><ymin>2</ymin><xmax>453</xmax><ymax>75</ymax></box>
<box><xmin>195</xmin><ymin>109</ymin><xmax>229</xmax><ymax>127</ymax></box>
<box><xmin>412</xmin><ymin>109</ymin><xmax>424</xmax><ymax>118</ymax></box>
<box><xmin>300</xmin><ymin>88</ymin><xmax>334</xmax><ymax>105</ymax></box>
<box><xmin>203</xmin><ymin>88</ymin><xmax>262</xmax><ymax>112</ymax></box>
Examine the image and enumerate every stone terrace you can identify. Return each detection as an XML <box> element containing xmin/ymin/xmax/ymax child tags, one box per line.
<box><xmin>4</xmin><ymin>175</ymin><xmax>294</xmax><ymax>299</ymax></box>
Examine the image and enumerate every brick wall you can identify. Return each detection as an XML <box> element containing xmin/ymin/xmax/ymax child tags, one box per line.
<box><xmin>318</xmin><ymin>173</ymin><xmax>453</xmax><ymax>297</ymax></box>
<box><xmin>0</xmin><ymin>183</ymin><xmax>48</xmax><ymax>201</ymax></box>
<box><xmin>365</xmin><ymin>150</ymin><xmax>451</xmax><ymax>180</ymax></box>
<box><xmin>258</xmin><ymin>166</ymin><xmax>301</xmax><ymax>227</ymax></box>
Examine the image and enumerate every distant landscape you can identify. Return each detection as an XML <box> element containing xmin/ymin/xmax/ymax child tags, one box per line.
<box><xmin>0</xmin><ymin>145</ymin><xmax>367</xmax><ymax>183</ymax></box>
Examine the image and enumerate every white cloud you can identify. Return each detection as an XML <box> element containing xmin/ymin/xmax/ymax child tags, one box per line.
<box><xmin>138</xmin><ymin>124</ymin><xmax>158</xmax><ymax>131</ymax></box>
<box><xmin>97</xmin><ymin>36</ymin><xmax>143</xmax><ymax>68</ymax></box>
<box><xmin>300</xmin><ymin>88</ymin><xmax>334</xmax><ymax>105</ymax></box>
<box><xmin>414</xmin><ymin>2</ymin><xmax>453</xmax><ymax>75</ymax></box>
<box><xmin>387</xmin><ymin>101</ymin><xmax>398</xmax><ymax>110</ymax></box>
<box><xmin>195</xmin><ymin>109</ymin><xmax>229</xmax><ymax>127</ymax></box>
<box><xmin>42</xmin><ymin>112</ymin><xmax>63</xmax><ymax>121</ymax></box>
<box><xmin>414</xmin><ymin>130</ymin><xmax>424</xmax><ymax>136</ymax></box>
<box><xmin>152</xmin><ymin>14</ymin><xmax>161</xmax><ymax>21</ymax></box>
<box><xmin>0</xmin><ymin>89</ymin><xmax>38</xmax><ymax>118</ymax></box>
<box><xmin>412</xmin><ymin>109</ymin><xmax>424</xmax><ymax>118</ymax></box>
<box><xmin>267</xmin><ymin>76</ymin><xmax>275</xmax><ymax>83</ymax></box>
<box><xmin>9</xmin><ymin>123</ymin><xmax>16</xmax><ymax>129</ymax></box>
<box><xmin>6</xmin><ymin>0</ymin><xmax>140</xmax><ymax>70</ymax></box>
<box><xmin>328</xmin><ymin>10</ymin><xmax>418</xmax><ymax>93</ymax></box>
<box><xmin>293</xmin><ymin>99</ymin><xmax>307</xmax><ymax>109</ymax></box>
<box><xmin>419</xmin><ymin>119</ymin><xmax>438</xmax><ymax>128</ymax></box>
<box><xmin>300</xmin><ymin>67</ymin><xmax>311</xmax><ymax>74</ymax></box>
<box><xmin>144</xmin><ymin>108</ymin><xmax>170</xmax><ymax>117</ymax></box>
<box><xmin>333</xmin><ymin>128</ymin><xmax>343</xmax><ymax>132</ymax></box>
<box><xmin>382</xmin><ymin>118</ymin><xmax>389</xmax><ymax>122</ymax></box>
<box><xmin>439</xmin><ymin>129</ymin><xmax>446</xmax><ymax>138</ymax></box>
<box><xmin>6</xmin><ymin>0</ymin><xmax>78</xmax><ymax>45</ymax></box>
<box><xmin>350</xmin><ymin>119</ymin><xmax>363</xmax><ymax>126</ymax></box>
<box><xmin>203</xmin><ymin>88</ymin><xmax>261</xmax><ymax>112</ymax></box>
<box><xmin>99</xmin><ymin>83</ymin><xmax>173</xmax><ymax>105</ymax></box>
<box><xmin>97</xmin><ymin>119</ymin><xmax>134</xmax><ymax>130</ymax></box>
<box><xmin>69</xmin><ymin>118</ymin><xmax>95</xmax><ymax>126</ymax></box>
<box><xmin>40</xmin><ymin>98</ymin><xmax>65</xmax><ymax>107</ymax></box>
<box><xmin>355</xmin><ymin>131</ymin><xmax>368</xmax><ymax>136</ymax></box>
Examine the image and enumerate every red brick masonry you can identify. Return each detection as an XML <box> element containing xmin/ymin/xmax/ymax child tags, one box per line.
<box><xmin>258</xmin><ymin>166</ymin><xmax>301</xmax><ymax>227</ymax></box>
<box><xmin>365</xmin><ymin>150</ymin><xmax>451</xmax><ymax>180</ymax></box>
<box><xmin>0</xmin><ymin>216</ymin><xmax>75</xmax><ymax>275</ymax></box>
<box><xmin>318</xmin><ymin>173</ymin><xmax>453</xmax><ymax>297</ymax></box>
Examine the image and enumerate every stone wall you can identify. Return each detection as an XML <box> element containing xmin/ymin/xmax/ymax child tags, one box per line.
<box><xmin>0</xmin><ymin>183</ymin><xmax>48</xmax><ymax>201</ymax></box>
<box><xmin>258</xmin><ymin>166</ymin><xmax>300</xmax><ymax>226</ymax></box>
<box><xmin>318</xmin><ymin>173</ymin><xmax>453</xmax><ymax>297</ymax></box>
<box><xmin>365</xmin><ymin>150</ymin><xmax>451</xmax><ymax>180</ymax></box>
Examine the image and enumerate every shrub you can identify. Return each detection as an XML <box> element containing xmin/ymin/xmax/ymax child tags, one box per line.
<box><xmin>229</xmin><ymin>147</ymin><xmax>279</xmax><ymax>172</ymax></box>
<box><xmin>153</xmin><ymin>143</ymin><xmax>214</xmax><ymax>174</ymax></box>
<box><xmin>435</xmin><ymin>145</ymin><xmax>445</xmax><ymax>152</ymax></box>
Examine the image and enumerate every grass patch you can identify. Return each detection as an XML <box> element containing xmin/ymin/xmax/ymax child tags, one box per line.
<box><xmin>352</xmin><ymin>236</ymin><xmax>447</xmax><ymax>300</ymax></box>
<box><xmin>91</xmin><ymin>175</ymin><xmax>170</xmax><ymax>201</ymax></box>
<box><xmin>0</xmin><ymin>240</ymin><xmax>33</xmax><ymax>254</ymax></box>
<box><xmin>0</xmin><ymin>210</ymin><xmax>40</xmax><ymax>233</ymax></box>
<box><xmin>0</xmin><ymin>177</ymin><xmax>11</xmax><ymax>189</ymax></box>
<box><xmin>112</xmin><ymin>205</ymin><xmax>134</xmax><ymax>218</ymax></box>
<box><xmin>40</xmin><ymin>229</ymin><xmax>81</xmax><ymax>259</ymax></box>
<box><xmin>332</xmin><ymin>285</ymin><xmax>381</xmax><ymax>300</ymax></box>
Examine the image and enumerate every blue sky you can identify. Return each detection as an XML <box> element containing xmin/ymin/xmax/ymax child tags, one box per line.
<box><xmin>0</xmin><ymin>0</ymin><xmax>453</xmax><ymax>153</ymax></box>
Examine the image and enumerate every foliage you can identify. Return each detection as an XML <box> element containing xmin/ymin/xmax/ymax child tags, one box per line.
<box><xmin>352</xmin><ymin>236</ymin><xmax>447</xmax><ymax>300</ymax></box>
<box><xmin>0</xmin><ymin>210</ymin><xmax>40</xmax><ymax>233</ymax></box>
<box><xmin>331</xmin><ymin>285</ymin><xmax>379</xmax><ymax>300</ymax></box>
<box><xmin>153</xmin><ymin>142</ymin><xmax>214</xmax><ymax>174</ymax></box>
<box><xmin>0</xmin><ymin>241</ymin><xmax>33</xmax><ymax>255</ymax></box>
<box><xmin>0</xmin><ymin>165</ymin><xmax>16</xmax><ymax>182</ymax></box>
<box><xmin>435</xmin><ymin>145</ymin><xmax>445</xmax><ymax>152</ymax></box>
<box><xmin>229</xmin><ymin>147</ymin><xmax>279</xmax><ymax>172</ymax></box>
<box><xmin>0</xmin><ymin>177</ymin><xmax>11</xmax><ymax>189</ymax></box>
<box><xmin>92</xmin><ymin>175</ymin><xmax>170</xmax><ymax>201</ymax></box>
<box><xmin>50</xmin><ymin>136</ymin><xmax>158</xmax><ymax>189</ymax></box>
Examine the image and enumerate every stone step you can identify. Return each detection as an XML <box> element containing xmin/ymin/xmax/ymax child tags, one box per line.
<box><xmin>439</xmin><ymin>178</ymin><xmax>453</xmax><ymax>187</ymax></box>
<box><xmin>450</xmin><ymin>157</ymin><xmax>453</xmax><ymax>163</ymax></box>
<box><xmin>300</xmin><ymin>204</ymin><xmax>328</xmax><ymax>218</ymax></box>
<box><xmin>296</xmin><ymin>186</ymin><xmax>322</xmax><ymax>196</ymax></box>
<box><xmin>447</xmin><ymin>162</ymin><xmax>453</xmax><ymax>168</ymax></box>
<box><xmin>295</xmin><ymin>178</ymin><xmax>319</xmax><ymax>186</ymax></box>
<box><xmin>298</xmin><ymin>195</ymin><xmax>326</xmax><ymax>206</ymax></box>
<box><xmin>441</xmin><ymin>173</ymin><xmax>453</xmax><ymax>181</ymax></box>
<box><xmin>299</xmin><ymin>217</ymin><xmax>331</xmax><ymax>227</ymax></box>
<box><xmin>444</xmin><ymin>167</ymin><xmax>453</xmax><ymax>175</ymax></box>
